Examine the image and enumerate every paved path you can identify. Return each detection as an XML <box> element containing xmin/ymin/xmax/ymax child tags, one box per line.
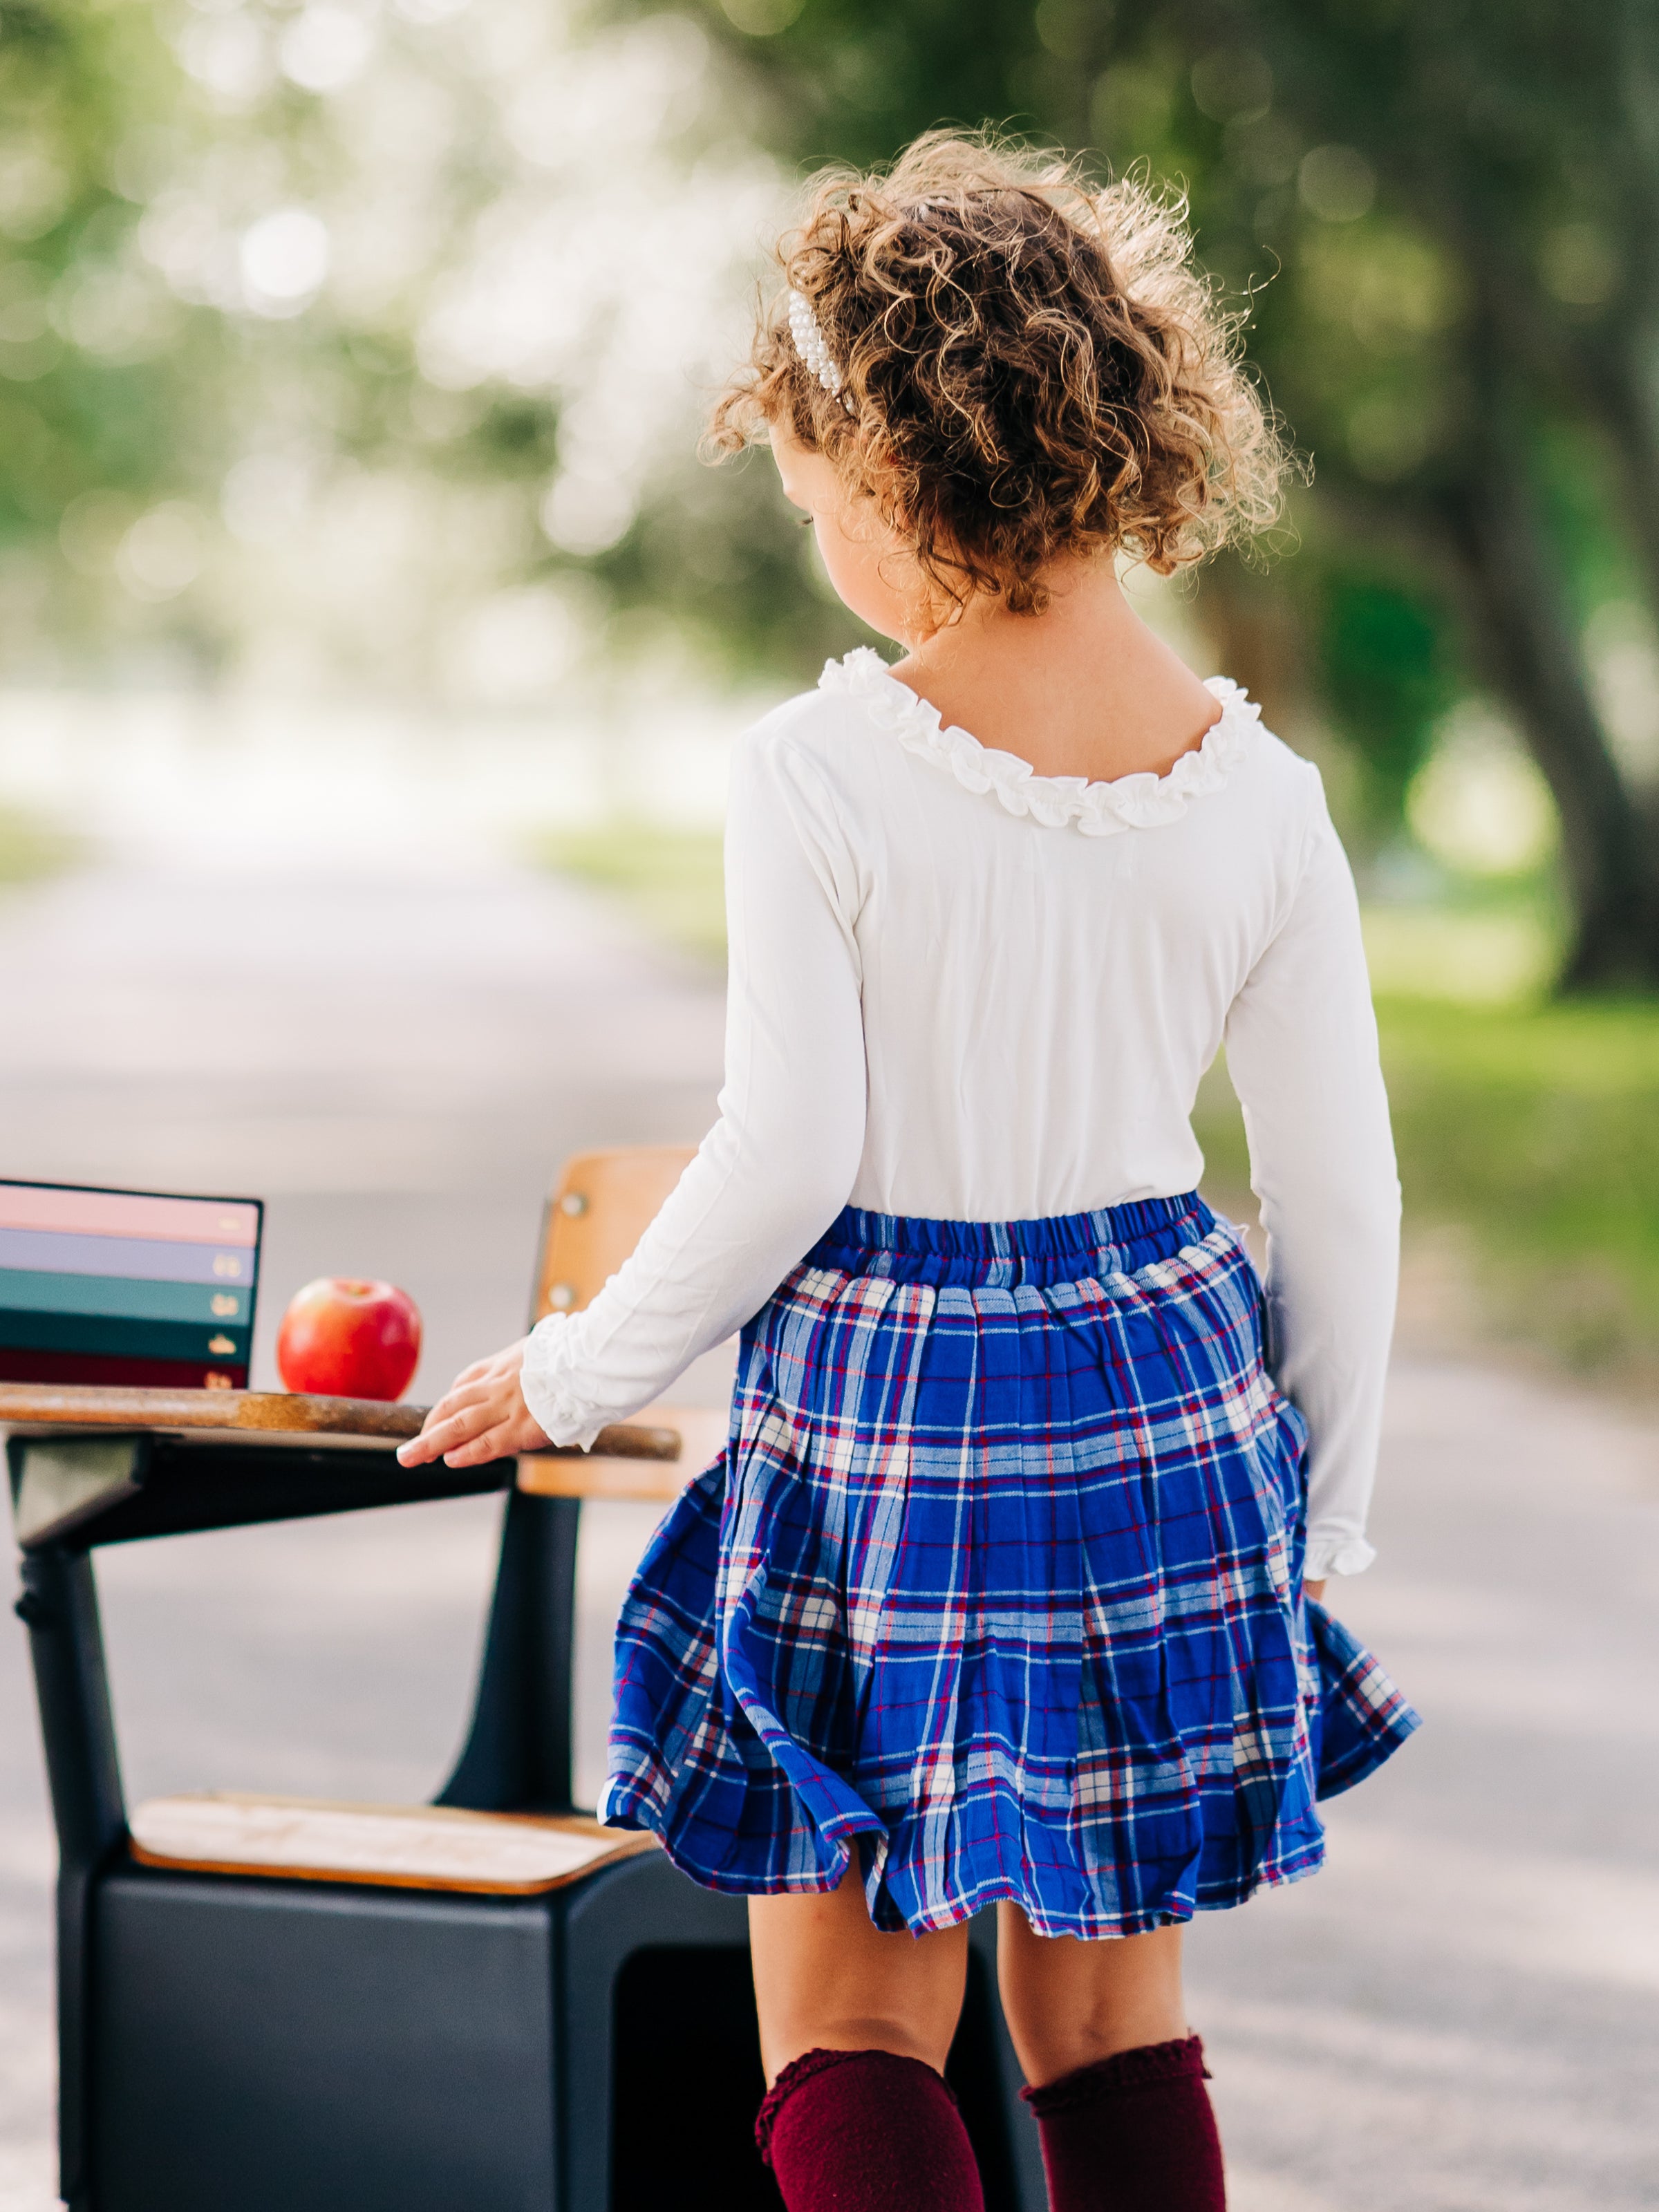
<box><xmin>1</xmin><ymin>852</ymin><xmax>1656</xmax><ymax>2211</ymax></box>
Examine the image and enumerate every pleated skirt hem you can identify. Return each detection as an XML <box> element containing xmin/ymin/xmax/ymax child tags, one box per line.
<box><xmin>599</xmin><ymin>1783</ymin><xmax>1332</xmax><ymax>1940</ymax></box>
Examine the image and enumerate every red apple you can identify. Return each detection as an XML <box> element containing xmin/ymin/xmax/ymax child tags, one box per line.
<box><xmin>276</xmin><ymin>1277</ymin><xmax>422</xmax><ymax>1402</ymax></box>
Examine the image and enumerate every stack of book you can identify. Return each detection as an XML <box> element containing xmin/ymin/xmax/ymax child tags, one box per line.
<box><xmin>0</xmin><ymin>1181</ymin><xmax>261</xmax><ymax>1389</ymax></box>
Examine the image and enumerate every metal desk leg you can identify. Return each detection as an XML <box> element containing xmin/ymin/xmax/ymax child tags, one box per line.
<box><xmin>16</xmin><ymin>1544</ymin><xmax>126</xmax><ymax>2211</ymax></box>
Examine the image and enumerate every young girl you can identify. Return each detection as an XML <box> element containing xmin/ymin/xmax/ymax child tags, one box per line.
<box><xmin>402</xmin><ymin>133</ymin><xmax>1418</xmax><ymax>2212</ymax></box>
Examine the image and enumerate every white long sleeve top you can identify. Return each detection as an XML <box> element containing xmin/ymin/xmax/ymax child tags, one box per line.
<box><xmin>523</xmin><ymin>648</ymin><xmax>1400</xmax><ymax>1579</ymax></box>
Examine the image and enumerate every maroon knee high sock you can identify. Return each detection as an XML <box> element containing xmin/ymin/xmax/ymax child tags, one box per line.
<box><xmin>1020</xmin><ymin>2036</ymin><xmax>1226</xmax><ymax>2211</ymax></box>
<box><xmin>756</xmin><ymin>2047</ymin><xmax>986</xmax><ymax>2212</ymax></box>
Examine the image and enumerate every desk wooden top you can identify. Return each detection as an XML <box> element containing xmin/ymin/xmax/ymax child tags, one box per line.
<box><xmin>0</xmin><ymin>1382</ymin><xmax>682</xmax><ymax>1461</ymax></box>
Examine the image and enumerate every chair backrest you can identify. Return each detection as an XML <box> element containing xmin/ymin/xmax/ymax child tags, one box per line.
<box><xmin>435</xmin><ymin>1143</ymin><xmax>701</xmax><ymax>1817</ymax></box>
<box><xmin>531</xmin><ymin>1146</ymin><xmax>697</xmax><ymax>1324</ymax></box>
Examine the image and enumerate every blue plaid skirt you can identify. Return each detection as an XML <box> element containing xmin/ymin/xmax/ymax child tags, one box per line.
<box><xmin>604</xmin><ymin>1194</ymin><xmax>1419</xmax><ymax>1938</ymax></box>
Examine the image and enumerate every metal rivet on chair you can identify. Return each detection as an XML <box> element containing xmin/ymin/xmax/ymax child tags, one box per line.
<box><xmin>559</xmin><ymin>1192</ymin><xmax>588</xmax><ymax>1217</ymax></box>
<box><xmin>548</xmin><ymin>1283</ymin><xmax>576</xmax><ymax>1310</ymax></box>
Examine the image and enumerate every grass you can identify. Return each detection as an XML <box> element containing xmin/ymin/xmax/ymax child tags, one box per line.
<box><xmin>1360</xmin><ymin>901</ymin><xmax>1560</xmax><ymax>1004</ymax></box>
<box><xmin>0</xmin><ymin>803</ymin><xmax>77</xmax><ymax>885</ymax></box>
<box><xmin>1195</xmin><ymin>991</ymin><xmax>1659</xmax><ymax>1382</ymax></box>
<box><xmin>541</xmin><ymin>821</ymin><xmax>1659</xmax><ymax>1381</ymax></box>
<box><xmin>536</xmin><ymin>821</ymin><xmax>727</xmax><ymax>963</ymax></box>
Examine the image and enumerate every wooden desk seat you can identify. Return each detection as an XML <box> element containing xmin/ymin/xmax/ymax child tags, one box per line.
<box><xmin>129</xmin><ymin>1792</ymin><xmax>654</xmax><ymax>1896</ymax></box>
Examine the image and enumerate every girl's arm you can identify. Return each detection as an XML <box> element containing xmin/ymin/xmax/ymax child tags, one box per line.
<box><xmin>1222</xmin><ymin>774</ymin><xmax>1401</xmax><ymax>1582</ymax></box>
<box><xmin>411</xmin><ymin>727</ymin><xmax>866</xmax><ymax>1468</ymax></box>
<box><xmin>401</xmin><ymin>727</ymin><xmax>865</xmax><ymax>1470</ymax></box>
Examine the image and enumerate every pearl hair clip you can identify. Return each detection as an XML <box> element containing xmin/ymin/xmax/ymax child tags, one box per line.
<box><xmin>788</xmin><ymin>289</ymin><xmax>854</xmax><ymax>413</ymax></box>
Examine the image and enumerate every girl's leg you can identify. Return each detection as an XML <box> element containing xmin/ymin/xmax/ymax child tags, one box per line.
<box><xmin>749</xmin><ymin>1860</ymin><xmax>970</xmax><ymax>2080</ymax></box>
<box><xmin>995</xmin><ymin>1909</ymin><xmax>1187</xmax><ymax>2084</ymax></box>
<box><xmin>748</xmin><ymin>1864</ymin><xmax>983</xmax><ymax>2211</ymax></box>
<box><xmin>997</xmin><ymin>1911</ymin><xmax>1224</xmax><ymax>2211</ymax></box>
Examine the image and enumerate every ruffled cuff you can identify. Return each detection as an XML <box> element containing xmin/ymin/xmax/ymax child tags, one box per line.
<box><xmin>1306</xmin><ymin>1530</ymin><xmax>1376</xmax><ymax>1581</ymax></box>
<box><xmin>519</xmin><ymin>1315</ymin><xmax>603</xmax><ymax>1452</ymax></box>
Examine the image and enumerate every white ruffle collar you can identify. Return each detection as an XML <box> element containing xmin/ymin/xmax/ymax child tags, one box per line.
<box><xmin>818</xmin><ymin>646</ymin><xmax>1258</xmax><ymax>836</ymax></box>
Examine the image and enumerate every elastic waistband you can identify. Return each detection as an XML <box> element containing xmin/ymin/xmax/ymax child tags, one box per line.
<box><xmin>805</xmin><ymin>1192</ymin><xmax>1212</xmax><ymax>1289</ymax></box>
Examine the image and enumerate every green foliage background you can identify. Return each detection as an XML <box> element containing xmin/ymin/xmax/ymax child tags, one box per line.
<box><xmin>688</xmin><ymin>0</ymin><xmax>1659</xmax><ymax>973</ymax></box>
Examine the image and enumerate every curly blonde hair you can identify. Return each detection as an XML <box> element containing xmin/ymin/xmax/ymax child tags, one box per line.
<box><xmin>709</xmin><ymin>132</ymin><xmax>1288</xmax><ymax>615</ymax></box>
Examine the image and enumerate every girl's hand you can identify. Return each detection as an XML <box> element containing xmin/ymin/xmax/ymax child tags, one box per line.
<box><xmin>1305</xmin><ymin>1579</ymin><xmax>1327</xmax><ymax>1605</ymax></box>
<box><xmin>396</xmin><ymin>1338</ymin><xmax>551</xmax><ymax>1468</ymax></box>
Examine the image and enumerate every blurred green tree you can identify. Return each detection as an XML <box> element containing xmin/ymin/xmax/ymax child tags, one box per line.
<box><xmin>0</xmin><ymin>2</ymin><xmax>840</xmax><ymax>695</ymax></box>
<box><xmin>0</xmin><ymin>3</ymin><xmax>230</xmax><ymax>663</ymax></box>
<box><xmin>697</xmin><ymin>0</ymin><xmax>1659</xmax><ymax>986</ymax></box>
